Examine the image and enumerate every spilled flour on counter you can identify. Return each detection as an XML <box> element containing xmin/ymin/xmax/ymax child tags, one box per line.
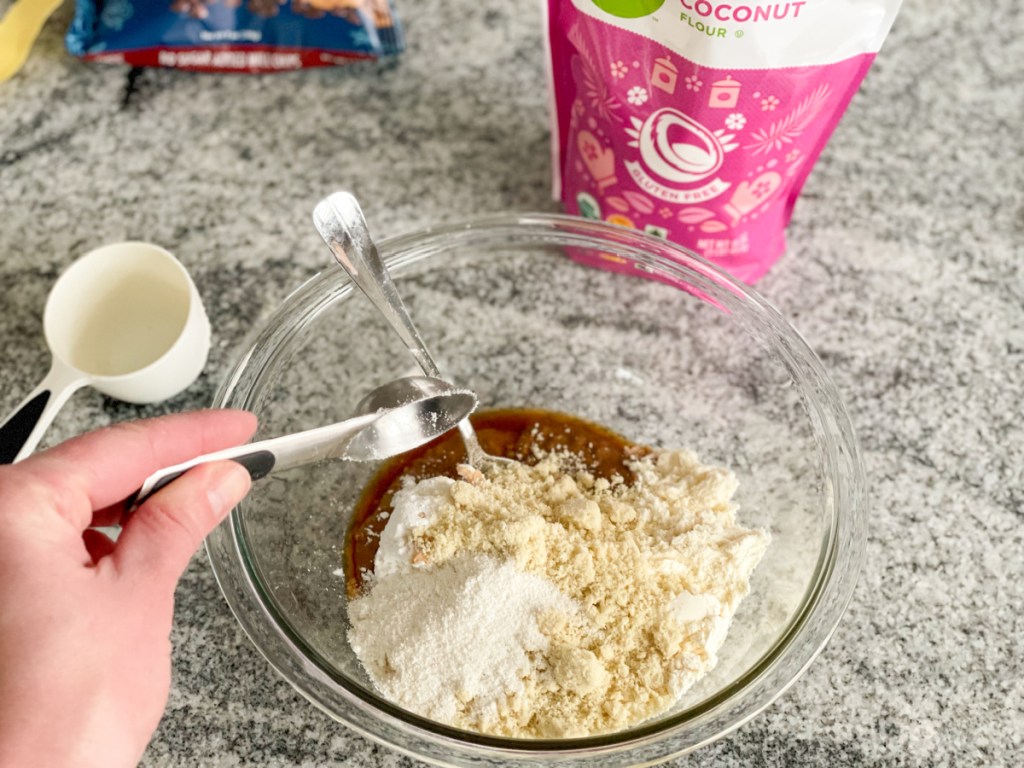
<box><xmin>346</xmin><ymin>450</ymin><xmax>769</xmax><ymax>738</ymax></box>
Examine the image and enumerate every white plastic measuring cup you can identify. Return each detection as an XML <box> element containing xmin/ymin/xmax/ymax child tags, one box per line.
<box><xmin>0</xmin><ymin>242</ymin><xmax>211</xmax><ymax>464</ymax></box>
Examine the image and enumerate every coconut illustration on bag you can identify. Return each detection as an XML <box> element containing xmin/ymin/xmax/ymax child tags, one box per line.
<box><xmin>626</xmin><ymin>108</ymin><xmax>738</xmax><ymax>185</ymax></box>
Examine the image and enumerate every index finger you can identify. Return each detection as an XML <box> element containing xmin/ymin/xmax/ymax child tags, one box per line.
<box><xmin>11</xmin><ymin>410</ymin><xmax>258</xmax><ymax>532</ymax></box>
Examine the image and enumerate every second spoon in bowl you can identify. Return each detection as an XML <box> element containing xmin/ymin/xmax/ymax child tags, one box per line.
<box><xmin>312</xmin><ymin>191</ymin><xmax>510</xmax><ymax>468</ymax></box>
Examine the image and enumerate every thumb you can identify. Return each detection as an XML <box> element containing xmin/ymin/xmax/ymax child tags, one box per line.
<box><xmin>114</xmin><ymin>461</ymin><xmax>252</xmax><ymax>589</ymax></box>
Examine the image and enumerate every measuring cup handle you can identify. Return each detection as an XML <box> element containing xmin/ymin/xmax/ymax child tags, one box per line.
<box><xmin>0</xmin><ymin>363</ymin><xmax>87</xmax><ymax>464</ymax></box>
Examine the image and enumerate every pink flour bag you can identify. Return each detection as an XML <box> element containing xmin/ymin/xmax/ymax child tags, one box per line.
<box><xmin>545</xmin><ymin>0</ymin><xmax>902</xmax><ymax>282</ymax></box>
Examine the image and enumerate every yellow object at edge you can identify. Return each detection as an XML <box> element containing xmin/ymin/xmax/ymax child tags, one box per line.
<box><xmin>0</xmin><ymin>0</ymin><xmax>67</xmax><ymax>83</ymax></box>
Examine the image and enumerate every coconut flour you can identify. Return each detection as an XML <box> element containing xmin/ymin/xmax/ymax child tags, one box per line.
<box><xmin>347</xmin><ymin>449</ymin><xmax>769</xmax><ymax>737</ymax></box>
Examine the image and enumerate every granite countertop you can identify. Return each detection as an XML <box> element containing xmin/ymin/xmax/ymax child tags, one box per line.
<box><xmin>1</xmin><ymin>0</ymin><xmax>1021</xmax><ymax>765</ymax></box>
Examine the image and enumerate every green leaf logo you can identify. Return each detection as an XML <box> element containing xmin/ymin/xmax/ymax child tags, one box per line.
<box><xmin>591</xmin><ymin>0</ymin><xmax>666</xmax><ymax>18</ymax></box>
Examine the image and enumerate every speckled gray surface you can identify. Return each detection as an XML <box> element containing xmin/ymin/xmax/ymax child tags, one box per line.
<box><xmin>1</xmin><ymin>0</ymin><xmax>1021</xmax><ymax>765</ymax></box>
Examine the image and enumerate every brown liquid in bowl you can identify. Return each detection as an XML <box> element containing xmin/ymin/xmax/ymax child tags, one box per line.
<box><xmin>345</xmin><ymin>408</ymin><xmax>648</xmax><ymax>596</ymax></box>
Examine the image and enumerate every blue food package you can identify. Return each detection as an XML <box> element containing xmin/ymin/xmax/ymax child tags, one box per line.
<box><xmin>66</xmin><ymin>0</ymin><xmax>402</xmax><ymax>72</ymax></box>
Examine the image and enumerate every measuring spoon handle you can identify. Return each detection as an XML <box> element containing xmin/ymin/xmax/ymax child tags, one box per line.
<box><xmin>0</xmin><ymin>361</ymin><xmax>87</xmax><ymax>464</ymax></box>
<box><xmin>126</xmin><ymin>411</ymin><xmax>380</xmax><ymax>511</ymax></box>
<box><xmin>312</xmin><ymin>192</ymin><xmax>443</xmax><ymax>378</ymax></box>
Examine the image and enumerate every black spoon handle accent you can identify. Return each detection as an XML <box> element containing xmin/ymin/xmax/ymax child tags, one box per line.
<box><xmin>0</xmin><ymin>390</ymin><xmax>51</xmax><ymax>464</ymax></box>
<box><xmin>125</xmin><ymin>450</ymin><xmax>276</xmax><ymax>512</ymax></box>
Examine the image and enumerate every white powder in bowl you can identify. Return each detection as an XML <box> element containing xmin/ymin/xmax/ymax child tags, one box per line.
<box><xmin>348</xmin><ymin>554</ymin><xmax>574</xmax><ymax>727</ymax></box>
<box><xmin>346</xmin><ymin>449</ymin><xmax>769</xmax><ymax>738</ymax></box>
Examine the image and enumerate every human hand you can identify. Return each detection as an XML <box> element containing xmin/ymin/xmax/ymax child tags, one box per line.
<box><xmin>0</xmin><ymin>410</ymin><xmax>257</xmax><ymax>768</ymax></box>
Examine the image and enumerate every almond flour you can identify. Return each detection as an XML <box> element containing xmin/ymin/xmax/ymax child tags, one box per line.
<box><xmin>346</xmin><ymin>449</ymin><xmax>769</xmax><ymax>738</ymax></box>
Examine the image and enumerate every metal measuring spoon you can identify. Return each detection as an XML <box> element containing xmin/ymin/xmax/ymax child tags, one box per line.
<box><xmin>312</xmin><ymin>192</ymin><xmax>509</xmax><ymax>468</ymax></box>
<box><xmin>126</xmin><ymin>376</ymin><xmax>476</xmax><ymax>511</ymax></box>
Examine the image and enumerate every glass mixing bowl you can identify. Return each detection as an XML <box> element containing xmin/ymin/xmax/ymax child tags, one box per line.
<box><xmin>206</xmin><ymin>214</ymin><xmax>864</xmax><ymax>767</ymax></box>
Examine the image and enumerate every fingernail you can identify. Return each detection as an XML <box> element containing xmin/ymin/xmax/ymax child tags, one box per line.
<box><xmin>207</xmin><ymin>462</ymin><xmax>252</xmax><ymax>514</ymax></box>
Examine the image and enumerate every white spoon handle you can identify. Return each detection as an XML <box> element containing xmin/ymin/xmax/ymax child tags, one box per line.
<box><xmin>127</xmin><ymin>412</ymin><xmax>380</xmax><ymax>511</ymax></box>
